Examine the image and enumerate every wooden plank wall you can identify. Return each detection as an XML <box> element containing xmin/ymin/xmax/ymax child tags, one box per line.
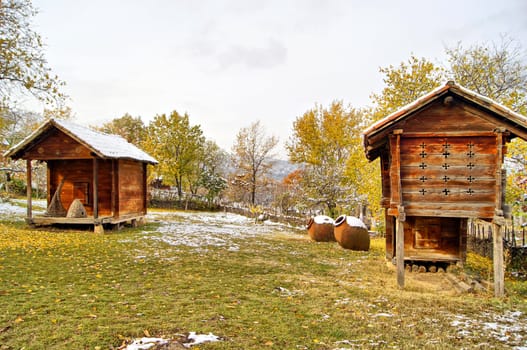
<box><xmin>23</xmin><ymin>129</ymin><xmax>92</xmax><ymax>160</ymax></box>
<box><xmin>48</xmin><ymin>159</ymin><xmax>113</xmax><ymax>216</ymax></box>
<box><xmin>400</xmin><ymin>135</ymin><xmax>497</xmax><ymax>218</ymax></box>
<box><xmin>117</xmin><ymin>160</ymin><xmax>145</xmax><ymax>215</ymax></box>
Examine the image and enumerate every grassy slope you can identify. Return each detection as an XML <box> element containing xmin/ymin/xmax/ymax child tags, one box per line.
<box><xmin>0</xmin><ymin>217</ymin><xmax>526</xmax><ymax>349</ymax></box>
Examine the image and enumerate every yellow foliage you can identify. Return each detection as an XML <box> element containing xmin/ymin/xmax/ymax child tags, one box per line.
<box><xmin>0</xmin><ymin>223</ymin><xmax>95</xmax><ymax>253</ymax></box>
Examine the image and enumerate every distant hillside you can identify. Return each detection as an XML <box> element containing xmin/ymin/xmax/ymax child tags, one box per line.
<box><xmin>223</xmin><ymin>156</ymin><xmax>298</xmax><ymax>181</ymax></box>
<box><xmin>268</xmin><ymin>159</ymin><xmax>298</xmax><ymax>181</ymax></box>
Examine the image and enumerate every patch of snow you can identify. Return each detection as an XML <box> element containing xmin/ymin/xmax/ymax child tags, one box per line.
<box><xmin>273</xmin><ymin>286</ymin><xmax>303</xmax><ymax>297</ymax></box>
<box><xmin>0</xmin><ymin>199</ymin><xmax>46</xmax><ymax>219</ymax></box>
<box><xmin>450</xmin><ymin>310</ymin><xmax>527</xmax><ymax>347</ymax></box>
<box><xmin>123</xmin><ymin>337</ymin><xmax>168</xmax><ymax>350</ymax></box>
<box><xmin>314</xmin><ymin>215</ymin><xmax>333</xmax><ymax>224</ymax></box>
<box><xmin>144</xmin><ymin>211</ymin><xmax>301</xmax><ymax>252</ymax></box>
<box><xmin>0</xmin><ymin>201</ymin><xmax>27</xmax><ymax>216</ymax></box>
<box><xmin>184</xmin><ymin>332</ymin><xmax>221</xmax><ymax>348</ymax></box>
<box><xmin>346</xmin><ymin>215</ymin><xmax>367</xmax><ymax>229</ymax></box>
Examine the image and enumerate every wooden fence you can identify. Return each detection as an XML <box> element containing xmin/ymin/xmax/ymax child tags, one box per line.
<box><xmin>468</xmin><ymin>219</ymin><xmax>527</xmax><ymax>276</ymax></box>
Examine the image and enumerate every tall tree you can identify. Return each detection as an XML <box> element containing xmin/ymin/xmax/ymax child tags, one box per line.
<box><xmin>448</xmin><ymin>38</ymin><xmax>527</xmax><ymax>215</ymax></box>
<box><xmin>287</xmin><ymin>101</ymin><xmax>368</xmax><ymax>216</ymax></box>
<box><xmin>231</xmin><ymin>120</ymin><xmax>278</xmax><ymax>205</ymax></box>
<box><xmin>370</xmin><ymin>55</ymin><xmax>445</xmax><ymax>120</ymax></box>
<box><xmin>197</xmin><ymin>141</ymin><xmax>228</xmax><ymax>206</ymax></box>
<box><xmin>446</xmin><ymin>37</ymin><xmax>527</xmax><ymax>114</ymax></box>
<box><xmin>97</xmin><ymin>113</ymin><xmax>146</xmax><ymax>146</ymax></box>
<box><xmin>143</xmin><ymin>111</ymin><xmax>204</xmax><ymax>199</ymax></box>
<box><xmin>0</xmin><ymin>0</ymin><xmax>65</xmax><ymax>106</ymax></box>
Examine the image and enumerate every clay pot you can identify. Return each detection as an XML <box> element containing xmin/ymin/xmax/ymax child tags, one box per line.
<box><xmin>306</xmin><ymin>215</ymin><xmax>335</xmax><ymax>242</ymax></box>
<box><xmin>333</xmin><ymin>214</ymin><xmax>370</xmax><ymax>251</ymax></box>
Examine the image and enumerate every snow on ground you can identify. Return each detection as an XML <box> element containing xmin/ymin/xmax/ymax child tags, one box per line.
<box><xmin>0</xmin><ymin>198</ymin><xmax>46</xmax><ymax>219</ymax></box>
<box><xmin>144</xmin><ymin>210</ymin><xmax>301</xmax><ymax>252</ymax></box>
<box><xmin>450</xmin><ymin>310</ymin><xmax>527</xmax><ymax>348</ymax></box>
<box><xmin>122</xmin><ymin>332</ymin><xmax>221</xmax><ymax>349</ymax></box>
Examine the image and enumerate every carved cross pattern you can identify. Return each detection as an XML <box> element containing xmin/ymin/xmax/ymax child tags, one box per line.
<box><xmin>419</xmin><ymin>162</ymin><xmax>427</xmax><ymax>169</ymax></box>
<box><xmin>420</xmin><ymin>150</ymin><xmax>427</xmax><ymax>158</ymax></box>
<box><xmin>442</xmin><ymin>150</ymin><xmax>451</xmax><ymax>158</ymax></box>
<box><xmin>443</xmin><ymin>175</ymin><xmax>450</xmax><ymax>182</ymax></box>
<box><xmin>467</xmin><ymin>175</ymin><xmax>475</xmax><ymax>183</ymax></box>
<box><xmin>442</xmin><ymin>188</ymin><xmax>450</xmax><ymax>195</ymax></box>
<box><xmin>442</xmin><ymin>163</ymin><xmax>450</xmax><ymax>170</ymax></box>
<box><xmin>443</xmin><ymin>141</ymin><xmax>451</xmax><ymax>149</ymax></box>
<box><xmin>420</xmin><ymin>142</ymin><xmax>426</xmax><ymax>149</ymax></box>
<box><xmin>467</xmin><ymin>150</ymin><xmax>475</xmax><ymax>158</ymax></box>
<box><xmin>466</xmin><ymin>188</ymin><xmax>475</xmax><ymax>195</ymax></box>
<box><xmin>467</xmin><ymin>163</ymin><xmax>475</xmax><ymax>169</ymax></box>
<box><xmin>467</xmin><ymin>142</ymin><xmax>474</xmax><ymax>149</ymax></box>
<box><xmin>419</xmin><ymin>188</ymin><xmax>427</xmax><ymax>195</ymax></box>
<box><xmin>419</xmin><ymin>175</ymin><xmax>428</xmax><ymax>182</ymax></box>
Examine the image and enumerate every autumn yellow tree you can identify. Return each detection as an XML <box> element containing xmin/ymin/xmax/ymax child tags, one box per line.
<box><xmin>143</xmin><ymin>111</ymin><xmax>205</xmax><ymax>199</ymax></box>
<box><xmin>287</xmin><ymin>101</ymin><xmax>373</xmax><ymax>217</ymax></box>
<box><xmin>371</xmin><ymin>37</ymin><xmax>527</xmax><ymax>220</ymax></box>
<box><xmin>370</xmin><ymin>55</ymin><xmax>445</xmax><ymax>121</ymax></box>
<box><xmin>97</xmin><ymin>113</ymin><xmax>146</xmax><ymax>146</ymax></box>
<box><xmin>0</xmin><ymin>0</ymin><xmax>65</xmax><ymax>107</ymax></box>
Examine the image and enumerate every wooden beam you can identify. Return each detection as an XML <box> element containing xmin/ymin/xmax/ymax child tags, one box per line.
<box><xmin>26</xmin><ymin>160</ymin><xmax>32</xmax><ymax>220</ymax></box>
<box><xmin>492</xmin><ymin>220</ymin><xmax>504</xmax><ymax>297</ymax></box>
<box><xmin>492</xmin><ymin>129</ymin><xmax>505</xmax><ymax>297</ymax></box>
<box><xmin>111</xmin><ymin>159</ymin><xmax>116</xmax><ymax>217</ymax></box>
<box><xmin>389</xmin><ymin>130</ymin><xmax>403</xmax><ymax>207</ymax></box>
<box><xmin>396</xmin><ymin>211</ymin><xmax>405</xmax><ymax>289</ymax></box>
<box><xmin>495</xmin><ymin>130</ymin><xmax>504</xmax><ymax>215</ymax></box>
<box><xmin>93</xmin><ymin>158</ymin><xmax>99</xmax><ymax>219</ymax></box>
<box><xmin>142</xmin><ymin>162</ymin><xmax>147</xmax><ymax>215</ymax></box>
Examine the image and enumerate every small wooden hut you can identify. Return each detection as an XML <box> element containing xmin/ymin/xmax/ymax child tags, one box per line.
<box><xmin>363</xmin><ymin>81</ymin><xmax>527</xmax><ymax>296</ymax></box>
<box><xmin>4</xmin><ymin>118</ymin><xmax>158</xmax><ymax>232</ymax></box>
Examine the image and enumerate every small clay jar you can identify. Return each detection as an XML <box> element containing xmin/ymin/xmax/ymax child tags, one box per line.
<box><xmin>333</xmin><ymin>214</ymin><xmax>370</xmax><ymax>251</ymax></box>
<box><xmin>306</xmin><ymin>215</ymin><xmax>335</xmax><ymax>242</ymax></box>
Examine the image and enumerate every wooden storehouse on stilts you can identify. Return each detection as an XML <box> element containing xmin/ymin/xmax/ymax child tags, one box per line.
<box><xmin>363</xmin><ymin>81</ymin><xmax>527</xmax><ymax>296</ymax></box>
<box><xmin>4</xmin><ymin>118</ymin><xmax>158</xmax><ymax>232</ymax></box>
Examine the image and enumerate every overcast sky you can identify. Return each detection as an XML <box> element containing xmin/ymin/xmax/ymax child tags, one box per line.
<box><xmin>30</xmin><ymin>0</ymin><xmax>527</xmax><ymax>158</ymax></box>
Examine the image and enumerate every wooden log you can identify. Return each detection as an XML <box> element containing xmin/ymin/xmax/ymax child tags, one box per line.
<box><xmin>492</xmin><ymin>221</ymin><xmax>504</xmax><ymax>297</ymax></box>
<box><xmin>396</xmin><ymin>217</ymin><xmax>405</xmax><ymax>287</ymax></box>
<box><xmin>93</xmin><ymin>158</ymin><xmax>99</xmax><ymax>219</ymax></box>
<box><xmin>26</xmin><ymin>160</ymin><xmax>32</xmax><ymax>220</ymax></box>
<box><xmin>418</xmin><ymin>265</ymin><xmax>427</xmax><ymax>273</ymax></box>
<box><xmin>429</xmin><ymin>265</ymin><xmax>437</xmax><ymax>273</ymax></box>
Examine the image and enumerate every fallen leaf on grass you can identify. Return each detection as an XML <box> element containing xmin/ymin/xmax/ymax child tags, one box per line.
<box><xmin>14</xmin><ymin>317</ymin><xmax>23</xmax><ymax>324</ymax></box>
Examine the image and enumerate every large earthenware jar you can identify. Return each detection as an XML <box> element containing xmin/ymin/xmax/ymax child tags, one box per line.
<box><xmin>333</xmin><ymin>214</ymin><xmax>370</xmax><ymax>251</ymax></box>
<box><xmin>306</xmin><ymin>215</ymin><xmax>335</xmax><ymax>242</ymax></box>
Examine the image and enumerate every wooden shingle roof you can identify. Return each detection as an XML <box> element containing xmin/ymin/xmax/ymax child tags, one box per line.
<box><xmin>4</xmin><ymin>118</ymin><xmax>158</xmax><ymax>164</ymax></box>
<box><xmin>363</xmin><ymin>81</ymin><xmax>527</xmax><ymax>161</ymax></box>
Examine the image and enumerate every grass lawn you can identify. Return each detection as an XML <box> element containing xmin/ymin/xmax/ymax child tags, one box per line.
<box><xmin>0</xmin><ymin>209</ymin><xmax>526</xmax><ymax>349</ymax></box>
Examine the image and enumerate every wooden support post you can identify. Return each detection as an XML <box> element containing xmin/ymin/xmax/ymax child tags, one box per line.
<box><xmin>390</xmin><ymin>129</ymin><xmax>405</xmax><ymax>289</ymax></box>
<box><xmin>396</xmin><ymin>215</ymin><xmax>405</xmax><ymax>288</ymax></box>
<box><xmin>492</xmin><ymin>129</ymin><xmax>505</xmax><ymax>297</ymax></box>
<box><xmin>93</xmin><ymin>158</ymin><xmax>99</xmax><ymax>219</ymax></box>
<box><xmin>26</xmin><ymin>160</ymin><xmax>32</xmax><ymax>220</ymax></box>
<box><xmin>493</xmin><ymin>217</ymin><xmax>505</xmax><ymax>297</ymax></box>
